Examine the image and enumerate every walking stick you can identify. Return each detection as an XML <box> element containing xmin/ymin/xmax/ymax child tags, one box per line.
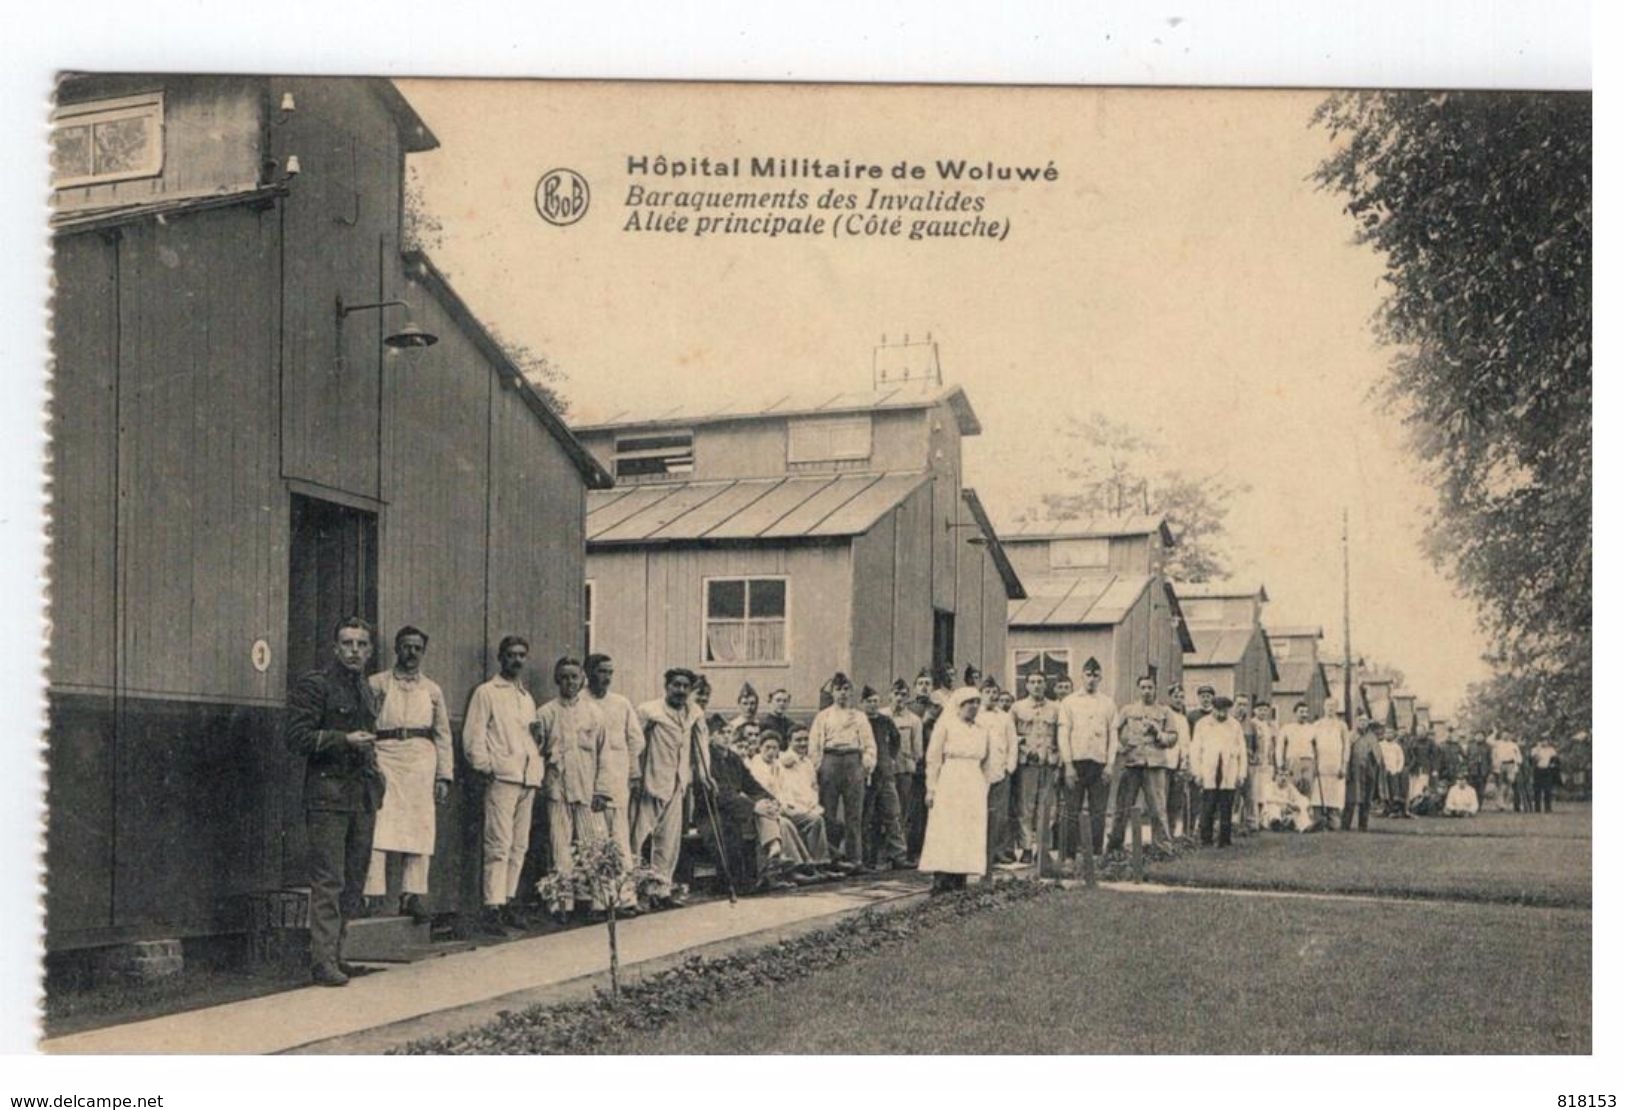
<box><xmin>689</xmin><ymin>731</ymin><xmax>738</xmax><ymax>905</ymax></box>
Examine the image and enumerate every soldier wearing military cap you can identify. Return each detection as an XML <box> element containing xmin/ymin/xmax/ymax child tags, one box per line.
<box><xmin>808</xmin><ymin>673</ymin><xmax>878</xmax><ymax>868</ymax></box>
<box><xmin>861</xmin><ymin>684</ymin><xmax>911</xmax><ymax>869</ymax></box>
<box><xmin>1057</xmin><ymin>656</ymin><xmax>1117</xmax><ymax>859</ymax></box>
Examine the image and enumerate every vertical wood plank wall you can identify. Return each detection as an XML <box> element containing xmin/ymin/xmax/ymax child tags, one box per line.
<box><xmin>376</xmin><ymin>283</ymin><xmax>492</xmax><ymax>708</ymax></box>
<box><xmin>275</xmin><ymin>80</ymin><xmax>399</xmax><ymax>499</ymax></box>
<box><xmin>586</xmin><ymin>543</ymin><xmax>850</xmax><ymax>714</ymax></box>
<box><xmin>50</xmin><ymin>231</ymin><xmax>119</xmax><ymax>692</ymax></box>
<box><xmin>46</xmin><ymin>79</ymin><xmax>596</xmax><ymax>946</ymax></box>
<box><xmin>115</xmin><ymin>209</ymin><xmax>283</xmax><ymax>703</ymax></box>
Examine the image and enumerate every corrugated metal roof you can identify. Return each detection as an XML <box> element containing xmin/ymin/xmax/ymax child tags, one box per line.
<box><xmin>762</xmin><ymin>474</ymin><xmax>884</xmax><ymax>538</ymax></box>
<box><xmin>1007</xmin><ymin>573</ymin><xmax>1151</xmax><ymax>628</ymax></box>
<box><xmin>594</xmin><ymin>480</ymin><xmax>736</xmax><ymax>543</ymax></box>
<box><xmin>706</xmin><ymin>477</ymin><xmax>837</xmax><ymax>539</ymax></box>
<box><xmin>585</xmin><ymin>472</ymin><xmax>930</xmax><ymax>545</ymax></box>
<box><xmin>573</xmin><ymin>381</ymin><xmax>980</xmax><ymax>436</ymax></box>
<box><xmin>1185</xmin><ymin>627</ymin><xmax>1256</xmax><ymax>667</ymax></box>
<box><xmin>810</xmin><ymin>473</ymin><xmax>934</xmax><ymax>537</ymax></box>
<box><xmin>998</xmin><ymin>514</ymin><xmax>1173</xmax><ymax>546</ymax></box>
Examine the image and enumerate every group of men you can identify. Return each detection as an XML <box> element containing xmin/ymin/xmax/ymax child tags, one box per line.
<box><xmin>285</xmin><ymin>616</ymin><xmax>1572</xmax><ymax>988</ymax></box>
<box><xmin>286</xmin><ymin>618</ymin><xmax>691</xmax><ymax>987</ymax></box>
<box><xmin>285</xmin><ymin>616</ymin><xmax>934</xmax><ymax>988</ymax></box>
<box><xmin>1402</xmin><ymin>725</ymin><xmax>1563</xmax><ymax>817</ymax></box>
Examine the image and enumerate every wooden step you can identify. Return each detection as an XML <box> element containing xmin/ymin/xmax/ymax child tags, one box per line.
<box><xmin>343</xmin><ymin>915</ymin><xmax>431</xmax><ymax>962</ymax></box>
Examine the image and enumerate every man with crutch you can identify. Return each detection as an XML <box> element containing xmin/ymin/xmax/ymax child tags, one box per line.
<box><xmin>634</xmin><ymin>668</ymin><xmax>703</xmax><ymax>910</ymax></box>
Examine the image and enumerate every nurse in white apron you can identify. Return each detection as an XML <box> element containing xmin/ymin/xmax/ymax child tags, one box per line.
<box><xmin>365</xmin><ymin>626</ymin><xmax>454</xmax><ymax>922</ymax></box>
<box><xmin>918</xmin><ymin>688</ymin><xmax>994</xmax><ymax>890</ymax></box>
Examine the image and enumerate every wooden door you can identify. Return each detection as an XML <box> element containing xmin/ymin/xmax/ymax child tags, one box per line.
<box><xmin>282</xmin><ymin>492</ymin><xmax>378</xmax><ymax>882</ymax></box>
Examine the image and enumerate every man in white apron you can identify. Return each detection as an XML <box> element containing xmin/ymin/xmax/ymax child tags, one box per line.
<box><xmin>1278</xmin><ymin>702</ymin><xmax>1320</xmax><ymax>818</ymax></box>
<box><xmin>364</xmin><ymin>625</ymin><xmax>453</xmax><ymax>923</ymax></box>
<box><xmin>1311</xmin><ymin>700</ymin><xmax>1352</xmax><ymax>828</ymax></box>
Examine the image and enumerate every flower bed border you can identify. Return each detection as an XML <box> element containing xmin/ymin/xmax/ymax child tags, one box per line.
<box><xmin>393</xmin><ymin>880</ymin><xmax>1057</xmax><ymax>1055</ymax></box>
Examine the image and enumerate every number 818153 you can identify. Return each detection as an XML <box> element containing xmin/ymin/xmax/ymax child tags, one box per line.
<box><xmin>1559</xmin><ymin>1096</ymin><xmax>1615</xmax><ymax>1107</ymax></box>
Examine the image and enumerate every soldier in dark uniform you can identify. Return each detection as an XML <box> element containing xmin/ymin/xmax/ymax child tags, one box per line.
<box><xmin>908</xmin><ymin>669</ymin><xmax>942</xmax><ymax>856</ymax></box>
<box><xmin>1435</xmin><ymin>729</ymin><xmax>1468</xmax><ymax>784</ymax></box>
<box><xmin>862</xmin><ymin>685</ymin><xmax>910</xmax><ymax>870</ymax></box>
<box><xmin>285</xmin><ymin>616</ymin><xmax>384</xmax><ymax>987</ymax></box>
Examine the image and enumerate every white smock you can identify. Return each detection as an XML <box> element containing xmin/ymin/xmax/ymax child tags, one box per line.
<box><xmin>1310</xmin><ymin>717</ymin><xmax>1351</xmax><ymax>810</ymax></box>
<box><xmin>368</xmin><ymin>670</ymin><xmax>452</xmax><ymax>855</ymax></box>
<box><xmin>917</xmin><ymin>690</ymin><xmax>994</xmax><ymax>876</ymax></box>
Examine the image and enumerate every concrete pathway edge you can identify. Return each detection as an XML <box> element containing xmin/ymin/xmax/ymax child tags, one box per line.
<box><xmin>39</xmin><ymin>880</ymin><xmax>924</xmax><ymax>1055</ymax></box>
<box><xmin>289</xmin><ymin>886</ymin><xmax>932</xmax><ymax>1054</ymax></box>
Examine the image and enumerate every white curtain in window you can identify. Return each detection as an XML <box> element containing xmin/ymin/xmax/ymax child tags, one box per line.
<box><xmin>707</xmin><ymin>622</ymin><xmax>747</xmax><ymax>663</ymax></box>
<box><xmin>706</xmin><ymin>619</ymin><xmax>786</xmax><ymax>663</ymax></box>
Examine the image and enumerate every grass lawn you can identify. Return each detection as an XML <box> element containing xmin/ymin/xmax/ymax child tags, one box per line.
<box><xmin>1362</xmin><ymin>806</ymin><xmax>1590</xmax><ymax>840</ymax></box>
<box><xmin>1145</xmin><ymin>804</ymin><xmax>1589</xmax><ymax>906</ymax></box>
<box><xmin>601</xmin><ymin>886</ymin><xmax>1589</xmax><ymax>1054</ymax></box>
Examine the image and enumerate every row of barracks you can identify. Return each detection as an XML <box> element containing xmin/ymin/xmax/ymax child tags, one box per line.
<box><xmin>45</xmin><ymin>75</ymin><xmax>1432</xmax><ymax>954</ymax></box>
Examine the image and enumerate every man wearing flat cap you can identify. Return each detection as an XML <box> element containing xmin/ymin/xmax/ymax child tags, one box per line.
<box><xmin>1190</xmin><ymin>695</ymin><xmax>1248</xmax><ymax>847</ymax></box>
<box><xmin>1189</xmin><ymin>684</ymin><xmax>1216</xmax><ymax>731</ymax></box>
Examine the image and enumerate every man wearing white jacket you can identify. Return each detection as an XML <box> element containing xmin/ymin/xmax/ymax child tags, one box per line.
<box><xmin>1191</xmin><ymin>695</ymin><xmax>1249</xmax><ymax>847</ymax></box>
<box><xmin>463</xmin><ymin>635</ymin><xmax>543</xmax><ymax>935</ymax></box>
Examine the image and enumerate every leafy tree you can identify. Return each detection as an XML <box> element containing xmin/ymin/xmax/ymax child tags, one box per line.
<box><xmin>1457</xmin><ymin>668</ymin><xmax>1590</xmax><ymax>752</ymax></box>
<box><xmin>487</xmin><ymin>325</ymin><xmax>571</xmax><ymax>417</ymax></box>
<box><xmin>402</xmin><ymin>161</ymin><xmax>443</xmax><ymax>253</ymax></box>
<box><xmin>1313</xmin><ymin>91</ymin><xmax>1591</xmax><ymax>738</ymax></box>
<box><xmin>1020</xmin><ymin>413</ymin><xmax>1244</xmax><ymax>582</ymax></box>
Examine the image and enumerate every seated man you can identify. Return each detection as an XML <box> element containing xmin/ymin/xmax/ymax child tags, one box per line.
<box><xmin>753</xmin><ymin>730</ymin><xmax>837</xmax><ymax>875</ymax></box>
<box><xmin>1442</xmin><ymin>777</ymin><xmax>1480</xmax><ymax>818</ymax></box>
<box><xmin>780</xmin><ymin>728</ymin><xmax>857</xmax><ymax>875</ymax></box>
<box><xmin>699</xmin><ymin>717</ymin><xmax>818</xmax><ymax>892</ymax></box>
<box><xmin>1257</xmin><ymin>771</ymin><xmax>1317</xmax><ymax>832</ymax></box>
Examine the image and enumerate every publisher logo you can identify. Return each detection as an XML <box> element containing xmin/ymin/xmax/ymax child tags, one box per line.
<box><xmin>535</xmin><ymin>168</ymin><xmax>590</xmax><ymax>226</ymax></box>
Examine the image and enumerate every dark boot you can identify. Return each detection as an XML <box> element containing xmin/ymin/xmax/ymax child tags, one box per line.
<box><xmin>478</xmin><ymin>906</ymin><xmax>510</xmax><ymax>937</ymax></box>
<box><xmin>400</xmin><ymin>893</ymin><xmax>431</xmax><ymax>925</ymax></box>
<box><xmin>311</xmin><ymin>962</ymin><xmax>350</xmax><ymax>988</ymax></box>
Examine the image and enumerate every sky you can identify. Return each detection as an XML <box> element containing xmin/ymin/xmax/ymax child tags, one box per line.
<box><xmin>398</xmin><ymin>79</ymin><xmax>1491</xmax><ymax>717</ymax></box>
